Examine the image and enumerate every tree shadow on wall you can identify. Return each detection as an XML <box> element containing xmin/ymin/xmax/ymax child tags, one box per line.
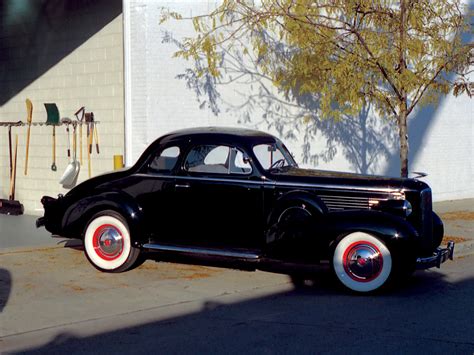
<box><xmin>382</xmin><ymin>3</ymin><xmax>473</xmax><ymax>177</ymax></box>
<box><xmin>162</xmin><ymin>31</ymin><xmax>398</xmax><ymax>175</ymax></box>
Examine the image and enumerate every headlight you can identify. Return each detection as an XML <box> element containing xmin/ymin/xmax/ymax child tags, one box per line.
<box><xmin>403</xmin><ymin>200</ymin><xmax>413</xmax><ymax>216</ymax></box>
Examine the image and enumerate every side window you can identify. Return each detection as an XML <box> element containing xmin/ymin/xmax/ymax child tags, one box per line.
<box><xmin>185</xmin><ymin>145</ymin><xmax>251</xmax><ymax>175</ymax></box>
<box><xmin>253</xmin><ymin>144</ymin><xmax>286</xmax><ymax>170</ymax></box>
<box><xmin>230</xmin><ymin>148</ymin><xmax>252</xmax><ymax>175</ymax></box>
<box><xmin>149</xmin><ymin>146</ymin><xmax>180</xmax><ymax>173</ymax></box>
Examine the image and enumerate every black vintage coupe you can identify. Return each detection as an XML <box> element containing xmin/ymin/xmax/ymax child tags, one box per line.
<box><xmin>37</xmin><ymin>127</ymin><xmax>454</xmax><ymax>293</ymax></box>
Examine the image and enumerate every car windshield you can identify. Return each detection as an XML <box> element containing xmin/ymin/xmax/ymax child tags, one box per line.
<box><xmin>253</xmin><ymin>143</ymin><xmax>297</xmax><ymax>171</ymax></box>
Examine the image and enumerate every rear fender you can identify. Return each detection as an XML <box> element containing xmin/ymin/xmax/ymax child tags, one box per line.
<box><xmin>61</xmin><ymin>191</ymin><xmax>145</xmax><ymax>243</ymax></box>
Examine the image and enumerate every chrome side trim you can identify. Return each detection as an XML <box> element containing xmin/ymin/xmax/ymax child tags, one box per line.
<box><xmin>273</xmin><ymin>181</ymin><xmax>401</xmax><ymax>194</ymax></box>
<box><xmin>135</xmin><ymin>173</ymin><xmax>403</xmax><ymax>194</ymax></box>
<box><xmin>143</xmin><ymin>243</ymin><xmax>261</xmax><ymax>261</ymax></box>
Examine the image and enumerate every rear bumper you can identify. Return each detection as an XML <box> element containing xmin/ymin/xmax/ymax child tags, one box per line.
<box><xmin>36</xmin><ymin>195</ymin><xmax>63</xmax><ymax>235</ymax></box>
<box><xmin>416</xmin><ymin>241</ymin><xmax>455</xmax><ymax>270</ymax></box>
<box><xmin>36</xmin><ymin>217</ymin><xmax>45</xmax><ymax>228</ymax></box>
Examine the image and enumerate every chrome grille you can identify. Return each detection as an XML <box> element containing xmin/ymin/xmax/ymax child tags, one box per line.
<box><xmin>420</xmin><ymin>188</ymin><xmax>433</xmax><ymax>240</ymax></box>
<box><xmin>319</xmin><ymin>195</ymin><xmax>371</xmax><ymax>211</ymax></box>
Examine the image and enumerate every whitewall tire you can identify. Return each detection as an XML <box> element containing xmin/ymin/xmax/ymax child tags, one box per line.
<box><xmin>84</xmin><ymin>211</ymin><xmax>139</xmax><ymax>272</ymax></box>
<box><xmin>333</xmin><ymin>232</ymin><xmax>392</xmax><ymax>293</ymax></box>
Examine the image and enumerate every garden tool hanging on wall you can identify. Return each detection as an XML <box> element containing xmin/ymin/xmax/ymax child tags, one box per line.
<box><xmin>0</xmin><ymin>126</ymin><xmax>24</xmax><ymax>215</ymax></box>
<box><xmin>74</xmin><ymin>106</ymin><xmax>85</xmax><ymax>165</ymax></box>
<box><xmin>8</xmin><ymin>125</ymin><xmax>12</xmax><ymax>179</ymax></box>
<box><xmin>24</xmin><ymin>99</ymin><xmax>33</xmax><ymax>175</ymax></box>
<box><xmin>61</xmin><ymin>117</ymin><xmax>73</xmax><ymax>161</ymax></box>
<box><xmin>60</xmin><ymin>121</ymin><xmax>80</xmax><ymax>188</ymax></box>
<box><xmin>10</xmin><ymin>135</ymin><xmax>19</xmax><ymax>200</ymax></box>
<box><xmin>94</xmin><ymin>122</ymin><xmax>100</xmax><ymax>154</ymax></box>
<box><xmin>44</xmin><ymin>103</ymin><xmax>60</xmax><ymax>171</ymax></box>
<box><xmin>85</xmin><ymin>112</ymin><xmax>94</xmax><ymax>178</ymax></box>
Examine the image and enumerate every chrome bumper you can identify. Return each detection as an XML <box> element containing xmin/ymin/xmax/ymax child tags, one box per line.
<box><xmin>416</xmin><ymin>241</ymin><xmax>455</xmax><ymax>270</ymax></box>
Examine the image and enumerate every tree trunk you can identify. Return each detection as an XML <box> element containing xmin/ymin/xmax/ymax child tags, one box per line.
<box><xmin>398</xmin><ymin>107</ymin><xmax>409</xmax><ymax>178</ymax></box>
<box><xmin>398</xmin><ymin>0</ymin><xmax>409</xmax><ymax>178</ymax></box>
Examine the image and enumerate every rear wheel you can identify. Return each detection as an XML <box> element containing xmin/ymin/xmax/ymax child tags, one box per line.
<box><xmin>83</xmin><ymin>210</ymin><xmax>140</xmax><ymax>272</ymax></box>
<box><xmin>332</xmin><ymin>232</ymin><xmax>392</xmax><ymax>293</ymax></box>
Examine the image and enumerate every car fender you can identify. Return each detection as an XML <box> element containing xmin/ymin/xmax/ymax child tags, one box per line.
<box><xmin>266</xmin><ymin>207</ymin><xmax>419</xmax><ymax>261</ymax></box>
<box><xmin>61</xmin><ymin>191</ymin><xmax>145</xmax><ymax>242</ymax></box>
<box><xmin>265</xmin><ymin>190</ymin><xmax>327</xmax><ymax>257</ymax></box>
<box><xmin>267</xmin><ymin>190</ymin><xmax>328</xmax><ymax>227</ymax></box>
<box><xmin>323</xmin><ymin>210</ymin><xmax>419</xmax><ymax>259</ymax></box>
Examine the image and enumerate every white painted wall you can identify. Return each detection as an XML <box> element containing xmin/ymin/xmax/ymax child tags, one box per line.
<box><xmin>124</xmin><ymin>0</ymin><xmax>474</xmax><ymax>201</ymax></box>
<box><xmin>0</xmin><ymin>5</ymin><xmax>124</xmax><ymax>215</ymax></box>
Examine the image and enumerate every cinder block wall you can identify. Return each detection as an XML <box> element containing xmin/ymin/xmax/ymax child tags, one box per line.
<box><xmin>0</xmin><ymin>3</ymin><xmax>124</xmax><ymax>215</ymax></box>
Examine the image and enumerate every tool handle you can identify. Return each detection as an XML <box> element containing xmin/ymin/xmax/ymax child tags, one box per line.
<box><xmin>66</xmin><ymin>126</ymin><xmax>71</xmax><ymax>159</ymax></box>
<box><xmin>24</xmin><ymin>125</ymin><xmax>31</xmax><ymax>175</ymax></box>
<box><xmin>53</xmin><ymin>126</ymin><xmax>56</xmax><ymax>163</ymax></box>
<box><xmin>89</xmin><ymin>123</ymin><xmax>94</xmax><ymax>154</ymax></box>
<box><xmin>73</xmin><ymin>125</ymin><xmax>77</xmax><ymax>160</ymax></box>
<box><xmin>8</xmin><ymin>126</ymin><xmax>12</xmax><ymax>179</ymax></box>
<box><xmin>94</xmin><ymin>125</ymin><xmax>100</xmax><ymax>154</ymax></box>
<box><xmin>79</xmin><ymin>124</ymin><xmax>83</xmax><ymax>164</ymax></box>
<box><xmin>10</xmin><ymin>135</ymin><xmax>18</xmax><ymax>200</ymax></box>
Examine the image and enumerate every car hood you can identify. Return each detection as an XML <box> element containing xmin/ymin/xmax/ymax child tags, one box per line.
<box><xmin>270</xmin><ymin>167</ymin><xmax>425</xmax><ymax>192</ymax></box>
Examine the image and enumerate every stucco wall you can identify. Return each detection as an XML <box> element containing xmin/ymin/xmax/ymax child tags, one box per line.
<box><xmin>124</xmin><ymin>0</ymin><xmax>473</xmax><ymax>202</ymax></box>
<box><xmin>0</xmin><ymin>1</ymin><xmax>124</xmax><ymax>215</ymax></box>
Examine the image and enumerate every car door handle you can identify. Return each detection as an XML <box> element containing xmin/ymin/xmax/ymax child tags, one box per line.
<box><xmin>175</xmin><ymin>183</ymin><xmax>190</xmax><ymax>189</ymax></box>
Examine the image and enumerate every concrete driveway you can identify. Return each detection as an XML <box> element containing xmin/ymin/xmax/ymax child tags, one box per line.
<box><xmin>1</xmin><ymin>244</ymin><xmax>473</xmax><ymax>354</ymax></box>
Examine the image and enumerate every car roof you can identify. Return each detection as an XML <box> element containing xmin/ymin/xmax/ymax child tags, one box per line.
<box><xmin>159</xmin><ymin>126</ymin><xmax>278</xmax><ymax>145</ymax></box>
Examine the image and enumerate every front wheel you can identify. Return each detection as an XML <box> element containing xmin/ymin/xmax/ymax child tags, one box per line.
<box><xmin>332</xmin><ymin>232</ymin><xmax>392</xmax><ymax>293</ymax></box>
<box><xmin>83</xmin><ymin>210</ymin><xmax>140</xmax><ymax>272</ymax></box>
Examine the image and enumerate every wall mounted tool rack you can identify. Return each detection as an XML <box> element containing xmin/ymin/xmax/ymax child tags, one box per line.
<box><xmin>0</xmin><ymin>121</ymin><xmax>100</xmax><ymax>127</ymax></box>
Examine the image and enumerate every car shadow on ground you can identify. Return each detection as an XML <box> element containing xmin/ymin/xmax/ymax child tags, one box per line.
<box><xmin>10</xmin><ymin>248</ymin><xmax>474</xmax><ymax>354</ymax></box>
<box><xmin>0</xmin><ymin>267</ymin><xmax>12</xmax><ymax>312</ymax></box>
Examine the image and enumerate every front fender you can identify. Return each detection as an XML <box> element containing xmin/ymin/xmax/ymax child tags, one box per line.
<box><xmin>61</xmin><ymin>191</ymin><xmax>145</xmax><ymax>241</ymax></box>
<box><xmin>265</xmin><ymin>209</ymin><xmax>419</xmax><ymax>261</ymax></box>
<box><xmin>267</xmin><ymin>189</ymin><xmax>328</xmax><ymax>226</ymax></box>
<box><xmin>323</xmin><ymin>210</ymin><xmax>419</xmax><ymax>258</ymax></box>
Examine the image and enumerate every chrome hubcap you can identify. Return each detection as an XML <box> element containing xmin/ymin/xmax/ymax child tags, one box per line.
<box><xmin>343</xmin><ymin>243</ymin><xmax>383</xmax><ymax>282</ymax></box>
<box><xmin>95</xmin><ymin>226</ymin><xmax>123</xmax><ymax>259</ymax></box>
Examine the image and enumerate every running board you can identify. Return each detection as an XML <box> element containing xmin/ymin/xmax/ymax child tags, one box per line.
<box><xmin>142</xmin><ymin>243</ymin><xmax>261</xmax><ymax>261</ymax></box>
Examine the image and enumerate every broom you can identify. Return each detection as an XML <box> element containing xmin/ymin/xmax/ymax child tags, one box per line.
<box><xmin>0</xmin><ymin>133</ymin><xmax>24</xmax><ymax>215</ymax></box>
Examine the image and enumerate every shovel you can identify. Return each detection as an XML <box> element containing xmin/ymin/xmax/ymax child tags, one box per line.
<box><xmin>74</xmin><ymin>107</ymin><xmax>85</xmax><ymax>165</ymax></box>
<box><xmin>24</xmin><ymin>99</ymin><xmax>33</xmax><ymax>175</ymax></box>
<box><xmin>44</xmin><ymin>103</ymin><xmax>60</xmax><ymax>171</ymax></box>
<box><xmin>60</xmin><ymin>123</ymin><xmax>80</xmax><ymax>189</ymax></box>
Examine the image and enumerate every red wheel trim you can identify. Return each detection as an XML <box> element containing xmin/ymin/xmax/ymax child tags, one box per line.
<box><xmin>342</xmin><ymin>240</ymin><xmax>383</xmax><ymax>283</ymax></box>
<box><xmin>92</xmin><ymin>224</ymin><xmax>124</xmax><ymax>261</ymax></box>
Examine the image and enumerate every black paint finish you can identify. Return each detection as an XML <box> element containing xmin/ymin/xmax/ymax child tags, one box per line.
<box><xmin>38</xmin><ymin>127</ymin><xmax>443</xmax><ymax>266</ymax></box>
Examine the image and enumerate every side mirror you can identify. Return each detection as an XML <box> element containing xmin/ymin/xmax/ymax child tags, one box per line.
<box><xmin>243</xmin><ymin>155</ymin><xmax>252</xmax><ymax>164</ymax></box>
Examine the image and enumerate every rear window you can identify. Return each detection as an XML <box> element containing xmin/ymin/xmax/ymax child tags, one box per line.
<box><xmin>149</xmin><ymin>146</ymin><xmax>180</xmax><ymax>173</ymax></box>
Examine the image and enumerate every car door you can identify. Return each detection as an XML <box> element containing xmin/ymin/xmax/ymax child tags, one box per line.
<box><xmin>173</xmin><ymin>144</ymin><xmax>265</xmax><ymax>250</ymax></box>
<box><xmin>136</xmin><ymin>145</ymin><xmax>182</xmax><ymax>241</ymax></box>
